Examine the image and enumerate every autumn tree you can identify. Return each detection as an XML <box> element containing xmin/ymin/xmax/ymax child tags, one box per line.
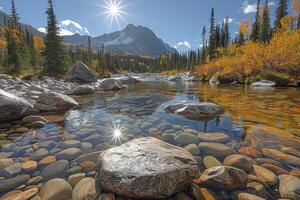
<box><xmin>274</xmin><ymin>0</ymin><xmax>289</xmax><ymax>30</ymax></box>
<box><xmin>43</xmin><ymin>0</ymin><xmax>65</xmax><ymax>76</ymax></box>
<box><xmin>292</xmin><ymin>0</ymin><xmax>300</xmax><ymax>29</ymax></box>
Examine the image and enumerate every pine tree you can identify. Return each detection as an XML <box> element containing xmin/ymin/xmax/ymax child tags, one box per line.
<box><xmin>209</xmin><ymin>8</ymin><xmax>216</xmax><ymax>59</ymax></box>
<box><xmin>201</xmin><ymin>26</ymin><xmax>206</xmax><ymax>64</ymax></box>
<box><xmin>87</xmin><ymin>36</ymin><xmax>92</xmax><ymax>67</ymax></box>
<box><xmin>224</xmin><ymin>16</ymin><xmax>230</xmax><ymax>48</ymax></box>
<box><xmin>259</xmin><ymin>0</ymin><xmax>271</xmax><ymax>43</ymax></box>
<box><xmin>251</xmin><ymin>0</ymin><xmax>261</xmax><ymax>41</ymax></box>
<box><xmin>11</xmin><ymin>0</ymin><xmax>19</xmax><ymax>30</ymax></box>
<box><xmin>43</xmin><ymin>0</ymin><xmax>65</xmax><ymax>76</ymax></box>
<box><xmin>274</xmin><ymin>0</ymin><xmax>289</xmax><ymax>30</ymax></box>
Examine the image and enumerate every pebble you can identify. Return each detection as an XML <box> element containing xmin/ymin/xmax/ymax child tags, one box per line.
<box><xmin>237</xmin><ymin>192</ymin><xmax>266</xmax><ymax>200</ymax></box>
<box><xmin>223</xmin><ymin>154</ymin><xmax>255</xmax><ymax>171</ymax></box>
<box><xmin>238</xmin><ymin>147</ymin><xmax>262</xmax><ymax>158</ymax></box>
<box><xmin>39</xmin><ymin>178</ymin><xmax>73</xmax><ymax>200</ymax></box>
<box><xmin>279</xmin><ymin>175</ymin><xmax>300</xmax><ymax>200</ymax></box>
<box><xmin>72</xmin><ymin>177</ymin><xmax>101</xmax><ymax>200</ymax></box>
<box><xmin>203</xmin><ymin>156</ymin><xmax>222</xmax><ymax>169</ymax></box>
<box><xmin>68</xmin><ymin>173</ymin><xmax>86</xmax><ymax>188</ymax></box>
<box><xmin>197</xmin><ymin>132</ymin><xmax>230</xmax><ymax>143</ymax></box>
<box><xmin>0</xmin><ymin>175</ymin><xmax>30</xmax><ymax>193</ymax></box>
<box><xmin>38</xmin><ymin>155</ymin><xmax>56</xmax><ymax>167</ymax></box>
<box><xmin>30</xmin><ymin>149</ymin><xmax>49</xmax><ymax>161</ymax></box>
<box><xmin>184</xmin><ymin>144</ymin><xmax>200</xmax><ymax>156</ymax></box>
<box><xmin>41</xmin><ymin>160</ymin><xmax>69</xmax><ymax>180</ymax></box>
<box><xmin>198</xmin><ymin>142</ymin><xmax>234</xmax><ymax>159</ymax></box>
<box><xmin>175</xmin><ymin>132</ymin><xmax>199</xmax><ymax>146</ymax></box>
<box><xmin>55</xmin><ymin>148</ymin><xmax>82</xmax><ymax>161</ymax></box>
<box><xmin>252</xmin><ymin>165</ymin><xmax>278</xmax><ymax>186</ymax></box>
<box><xmin>22</xmin><ymin>160</ymin><xmax>37</xmax><ymax>172</ymax></box>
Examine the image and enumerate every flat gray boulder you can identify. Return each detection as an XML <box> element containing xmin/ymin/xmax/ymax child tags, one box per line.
<box><xmin>251</xmin><ymin>80</ymin><xmax>275</xmax><ymax>87</ymax></box>
<box><xmin>164</xmin><ymin>102</ymin><xmax>224</xmax><ymax>120</ymax></box>
<box><xmin>66</xmin><ymin>61</ymin><xmax>97</xmax><ymax>83</ymax></box>
<box><xmin>0</xmin><ymin>89</ymin><xmax>33</xmax><ymax>122</ymax></box>
<box><xmin>97</xmin><ymin>79</ymin><xmax>124</xmax><ymax>91</ymax></box>
<box><xmin>97</xmin><ymin>137</ymin><xmax>199</xmax><ymax>198</ymax></box>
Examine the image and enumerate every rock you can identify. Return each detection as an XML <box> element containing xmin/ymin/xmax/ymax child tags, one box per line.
<box><xmin>68</xmin><ymin>173</ymin><xmax>86</xmax><ymax>188</ymax></box>
<box><xmin>62</xmin><ymin>140</ymin><xmax>81</xmax><ymax>149</ymax></box>
<box><xmin>203</xmin><ymin>156</ymin><xmax>222</xmax><ymax>169</ymax></box>
<box><xmin>282</xmin><ymin>147</ymin><xmax>300</xmax><ymax>157</ymax></box>
<box><xmin>39</xmin><ymin>178</ymin><xmax>73</xmax><ymax>200</ymax></box>
<box><xmin>290</xmin><ymin>170</ymin><xmax>300</xmax><ymax>178</ymax></box>
<box><xmin>69</xmin><ymin>85</ymin><xmax>95</xmax><ymax>95</ymax></box>
<box><xmin>209</xmin><ymin>74</ymin><xmax>220</xmax><ymax>85</ymax></box>
<box><xmin>97</xmin><ymin>137</ymin><xmax>199</xmax><ymax>198</ymax></box>
<box><xmin>0</xmin><ymin>175</ymin><xmax>30</xmax><ymax>193</ymax></box>
<box><xmin>22</xmin><ymin>160</ymin><xmax>37</xmax><ymax>172</ymax></box>
<box><xmin>164</xmin><ymin>102</ymin><xmax>224</xmax><ymax>120</ymax></box>
<box><xmin>1</xmin><ymin>163</ymin><xmax>22</xmax><ymax>177</ymax></box>
<box><xmin>34</xmin><ymin>92</ymin><xmax>78</xmax><ymax>112</ymax></box>
<box><xmin>97</xmin><ymin>193</ymin><xmax>115</xmax><ymax>200</ymax></box>
<box><xmin>0</xmin><ymin>89</ymin><xmax>33</xmax><ymax>122</ymax></box>
<box><xmin>279</xmin><ymin>175</ymin><xmax>300</xmax><ymax>200</ymax></box>
<box><xmin>175</xmin><ymin>132</ymin><xmax>199</xmax><ymax>146</ymax></box>
<box><xmin>30</xmin><ymin>149</ymin><xmax>49</xmax><ymax>161</ymax></box>
<box><xmin>223</xmin><ymin>154</ymin><xmax>255</xmax><ymax>171</ymax></box>
<box><xmin>55</xmin><ymin>148</ymin><xmax>82</xmax><ymax>161</ymax></box>
<box><xmin>174</xmin><ymin>192</ymin><xmax>193</xmax><ymax>200</ymax></box>
<box><xmin>26</xmin><ymin>176</ymin><xmax>43</xmax><ymax>185</ymax></box>
<box><xmin>199</xmin><ymin>142</ymin><xmax>234</xmax><ymax>159</ymax></box>
<box><xmin>198</xmin><ymin>132</ymin><xmax>230</xmax><ymax>143</ymax></box>
<box><xmin>26</xmin><ymin>121</ymin><xmax>46</xmax><ymax>128</ymax></box>
<box><xmin>260</xmin><ymin>163</ymin><xmax>288</xmax><ymax>175</ymax></box>
<box><xmin>118</xmin><ymin>76</ymin><xmax>140</xmax><ymax>84</ymax></box>
<box><xmin>14</xmin><ymin>127</ymin><xmax>29</xmax><ymax>133</ymax></box>
<box><xmin>0</xmin><ymin>74</ymin><xmax>13</xmax><ymax>80</ymax></box>
<box><xmin>22</xmin><ymin>115</ymin><xmax>47</xmax><ymax>124</ymax></box>
<box><xmin>38</xmin><ymin>155</ymin><xmax>56</xmax><ymax>166</ymax></box>
<box><xmin>0</xmin><ymin>158</ymin><xmax>14</xmax><ymax>169</ymax></box>
<box><xmin>245</xmin><ymin>125</ymin><xmax>300</xmax><ymax>150</ymax></box>
<box><xmin>160</xmin><ymin>133</ymin><xmax>176</xmax><ymax>144</ymax></box>
<box><xmin>72</xmin><ymin>177</ymin><xmax>101</xmax><ymax>200</ymax></box>
<box><xmin>251</xmin><ymin>80</ymin><xmax>275</xmax><ymax>87</ymax></box>
<box><xmin>97</xmin><ymin>79</ymin><xmax>124</xmax><ymax>91</ymax></box>
<box><xmin>262</xmin><ymin>148</ymin><xmax>300</xmax><ymax>167</ymax></box>
<box><xmin>184</xmin><ymin>144</ymin><xmax>200</xmax><ymax>156</ymax></box>
<box><xmin>252</xmin><ymin>165</ymin><xmax>278</xmax><ymax>186</ymax></box>
<box><xmin>237</xmin><ymin>193</ymin><xmax>266</xmax><ymax>200</ymax></box>
<box><xmin>199</xmin><ymin>166</ymin><xmax>247</xmax><ymax>190</ymax></box>
<box><xmin>66</xmin><ymin>61</ymin><xmax>97</xmax><ymax>83</ymax></box>
<box><xmin>80</xmin><ymin>161</ymin><xmax>96</xmax><ymax>172</ymax></box>
<box><xmin>247</xmin><ymin>182</ymin><xmax>268</xmax><ymax>198</ymax></box>
<box><xmin>198</xmin><ymin>188</ymin><xmax>217</xmax><ymax>200</ymax></box>
<box><xmin>238</xmin><ymin>147</ymin><xmax>262</xmax><ymax>158</ymax></box>
<box><xmin>41</xmin><ymin>160</ymin><xmax>69</xmax><ymax>180</ymax></box>
<box><xmin>2</xmin><ymin>187</ymin><xmax>39</xmax><ymax>200</ymax></box>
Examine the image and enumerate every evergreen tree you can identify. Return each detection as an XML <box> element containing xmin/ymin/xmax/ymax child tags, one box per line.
<box><xmin>11</xmin><ymin>0</ymin><xmax>19</xmax><ymax>30</ymax></box>
<box><xmin>43</xmin><ymin>0</ymin><xmax>65</xmax><ymax>76</ymax></box>
<box><xmin>259</xmin><ymin>0</ymin><xmax>271</xmax><ymax>43</ymax></box>
<box><xmin>215</xmin><ymin>24</ymin><xmax>221</xmax><ymax>48</ymax></box>
<box><xmin>201</xmin><ymin>26</ymin><xmax>206</xmax><ymax>64</ymax></box>
<box><xmin>224</xmin><ymin>16</ymin><xmax>230</xmax><ymax>48</ymax></box>
<box><xmin>274</xmin><ymin>0</ymin><xmax>289</xmax><ymax>30</ymax></box>
<box><xmin>298</xmin><ymin>14</ymin><xmax>300</xmax><ymax>29</ymax></box>
<box><xmin>209</xmin><ymin>8</ymin><xmax>216</xmax><ymax>59</ymax></box>
<box><xmin>251</xmin><ymin>0</ymin><xmax>261</xmax><ymax>41</ymax></box>
<box><xmin>87</xmin><ymin>36</ymin><xmax>92</xmax><ymax>67</ymax></box>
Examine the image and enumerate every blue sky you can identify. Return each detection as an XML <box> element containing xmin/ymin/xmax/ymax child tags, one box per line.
<box><xmin>0</xmin><ymin>0</ymin><xmax>293</xmax><ymax>51</ymax></box>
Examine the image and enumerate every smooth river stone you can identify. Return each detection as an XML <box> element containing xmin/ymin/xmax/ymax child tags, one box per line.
<box><xmin>97</xmin><ymin>137</ymin><xmax>199</xmax><ymax>199</ymax></box>
<box><xmin>0</xmin><ymin>175</ymin><xmax>30</xmax><ymax>193</ymax></box>
<box><xmin>72</xmin><ymin>177</ymin><xmax>101</xmax><ymax>200</ymax></box>
<box><xmin>175</xmin><ymin>132</ymin><xmax>199</xmax><ymax>146</ymax></box>
<box><xmin>199</xmin><ymin>166</ymin><xmax>247</xmax><ymax>191</ymax></box>
<box><xmin>252</xmin><ymin>165</ymin><xmax>278</xmax><ymax>186</ymax></box>
<box><xmin>184</xmin><ymin>144</ymin><xmax>200</xmax><ymax>155</ymax></box>
<box><xmin>199</xmin><ymin>142</ymin><xmax>234</xmax><ymax>159</ymax></box>
<box><xmin>203</xmin><ymin>156</ymin><xmax>222</xmax><ymax>169</ymax></box>
<box><xmin>279</xmin><ymin>175</ymin><xmax>300</xmax><ymax>200</ymax></box>
<box><xmin>39</xmin><ymin>178</ymin><xmax>73</xmax><ymax>200</ymax></box>
<box><xmin>262</xmin><ymin>148</ymin><xmax>300</xmax><ymax>167</ymax></box>
<box><xmin>55</xmin><ymin>148</ymin><xmax>82</xmax><ymax>161</ymax></box>
<box><xmin>41</xmin><ymin>160</ymin><xmax>69</xmax><ymax>180</ymax></box>
<box><xmin>223</xmin><ymin>154</ymin><xmax>255</xmax><ymax>171</ymax></box>
<box><xmin>197</xmin><ymin>132</ymin><xmax>230</xmax><ymax>143</ymax></box>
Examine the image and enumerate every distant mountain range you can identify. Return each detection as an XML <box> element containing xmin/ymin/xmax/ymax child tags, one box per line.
<box><xmin>0</xmin><ymin>11</ymin><xmax>176</xmax><ymax>57</ymax></box>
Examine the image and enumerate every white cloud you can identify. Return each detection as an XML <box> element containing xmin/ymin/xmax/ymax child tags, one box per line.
<box><xmin>0</xmin><ymin>7</ymin><xmax>3</xmax><ymax>10</ymax></box>
<box><xmin>242</xmin><ymin>1</ymin><xmax>257</xmax><ymax>14</ymax></box>
<box><xmin>269</xmin><ymin>1</ymin><xmax>275</xmax><ymax>6</ymax></box>
<box><xmin>223</xmin><ymin>17</ymin><xmax>233</xmax><ymax>23</ymax></box>
<box><xmin>174</xmin><ymin>40</ymin><xmax>191</xmax><ymax>49</ymax></box>
<box><xmin>38</xmin><ymin>19</ymin><xmax>90</xmax><ymax>36</ymax></box>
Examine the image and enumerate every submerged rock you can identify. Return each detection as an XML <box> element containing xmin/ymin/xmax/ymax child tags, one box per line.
<box><xmin>69</xmin><ymin>85</ymin><xmax>95</xmax><ymax>95</ymax></box>
<box><xmin>0</xmin><ymin>175</ymin><xmax>30</xmax><ymax>193</ymax></box>
<box><xmin>0</xmin><ymin>89</ymin><xmax>33</xmax><ymax>122</ymax></box>
<box><xmin>39</xmin><ymin>178</ymin><xmax>73</xmax><ymax>200</ymax></box>
<box><xmin>279</xmin><ymin>175</ymin><xmax>300</xmax><ymax>200</ymax></box>
<box><xmin>199</xmin><ymin>166</ymin><xmax>247</xmax><ymax>190</ymax></box>
<box><xmin>164</xmin><ymin>102</ymin><xmax>224</xmax><ymax>120</ymax></box>
<box><xmin>72</xmin><ymin>177</ymin><xmax>101</xmax><ymax>200</ymax></box>
<box><xmin>199</xmin><ymin>142</ymin><xmax>234</xmax><ymax>159</ymax></box>
<box><xmin>251</xmin><ymin>80</ymin><xmax>275</xmax><ymax>87</ymax></box>
<box><xmin>97</xmin><ymin>137</ymin><xmax>199</xmax><ymax>198</ymax></box>
<box><xmin>66</xmin><ymin>61</ymin><xmax>97</xmax><ymax>83</ymax></box>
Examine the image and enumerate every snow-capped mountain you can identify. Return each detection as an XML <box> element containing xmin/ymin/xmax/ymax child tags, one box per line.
<box><xmin>64</xmin><ymin>24</ymin><xmax>176</xmax><ymax>57</ymax></box>
<box><xmin>38</xmin><ymin>20</ymin><xmax>90</xmax><ymax>36</ymax></box>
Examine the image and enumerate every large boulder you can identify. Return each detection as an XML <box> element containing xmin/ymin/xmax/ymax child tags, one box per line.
<box><xmin>97</xmin><ymin>137</ymin><xmax>199</xmax><ymax>199</ymax></box>
<box><xmin>164</xmin><ymin>102</ymin><xmax>224</xmax><ymax>120</ymax></box>
<box><xmin>0</xmin><ymin>89</ymin><xmax>33</xmax><ymax>122</ymax></box>
<box><xmin>34</xmin><ymin>91</ymin><xmax>78</xmax><ymax>112</ymax></box>
<box><xmin>66</xmin><ymin>61</ymin><xmax>97</xmax><ymax>83</ymax></box>
<box><xmin>96</xmin><ymin>79</ymin><xmax>124</xmax><ymax>91</ymax></box>
<box><xmin>279</xmin><ymin>175</ymin><xmax>300</xmax><ymax>200</ymax></box>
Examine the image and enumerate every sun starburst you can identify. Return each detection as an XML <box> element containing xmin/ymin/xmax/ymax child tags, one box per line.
<box><xmin>100</xmin><ymin>0</ymin><xmax>129</xmax><ymax>27</ymax></box>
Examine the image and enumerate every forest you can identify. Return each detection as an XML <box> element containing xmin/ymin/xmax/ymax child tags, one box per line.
<box><xmin>0</xmin><ymin>0</ymin><xmax>299</xmax><ymax>84</ymax></box>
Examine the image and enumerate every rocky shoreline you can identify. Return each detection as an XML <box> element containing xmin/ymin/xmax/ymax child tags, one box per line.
<box><xmin>0</xmin><ymin>67</ymin><xmax>300</xmax><ymax>200</ymax></box>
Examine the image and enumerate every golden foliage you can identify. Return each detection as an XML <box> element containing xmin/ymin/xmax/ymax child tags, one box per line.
<box><xmin>195</xmin><ymin>27</ymin><xmax>300</xmax><ymax>79</ymax></box>
<box><xmin>33</xmin><ymin>36</ymin><xmax>45</xmax><ymax>49</ymax></box>
<box><xmin>292</xmin><ymin>0</ymin><xmax>300</xmax><ymax>13</ymax></box>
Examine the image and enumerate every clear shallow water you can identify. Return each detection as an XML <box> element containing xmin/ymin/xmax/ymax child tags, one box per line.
<box><xmin>1</xmin><ymin>81</ymin><xmax>300</xmax><ymax>196</ymax></box>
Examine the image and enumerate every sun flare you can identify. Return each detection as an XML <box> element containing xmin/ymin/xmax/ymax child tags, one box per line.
<box><xmin>109</xmin><ymin>121</ymin><xmax>126</xmax><ymax>144</ymax></box>
<box><xmin>101</xmin><ymin>0</ymin><xmax>128</xmax><ymax>26</ymax></box>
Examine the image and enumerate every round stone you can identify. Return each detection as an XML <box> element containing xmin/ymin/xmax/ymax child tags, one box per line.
<box><xmin>38</xmin><ymin>156</ymin><xmax>56</xmax><ymax>166</ymax></box>
<box><xmin>68</xmin><ymin>173</ymin><xmax>86</xmax><ymax>188</ymax></box>
<box><xmin>199</xmin><ymin>142</ymin><xmax>234</xmax><ymax>159</ymax></box>
<box><xmin>279</xmin><ymin>174</ymin><xmax>300</xmax><ymax>200</ymax></box>
<box><xmin>175</xmin><ymin>132</ymin><xmax>199</xmax><ymax>146</ymax></box>
<box><xmin>203</xmin><ymin>156</ymin><xmax>222</xmax><ymax>169</ymax></box>
<box><xmin>198</xmin><ymin>132</ymin><xmax>230</xmax><ymax>143</ymax></box>
<box><xmin>22</xmin><ymin>160</ymin><xmax>37</xmax><ymax>172</ymax></box>
<box><xmin>72</xmin><ymin>177</ymin><xmax>101</xmax><ymax>200</ymax></box>
<box><xmin>55</xmin><ymin>148</ymin><xmax>82</xmax><ymax>161</ymax></box>
<box><xmin>184</xmin><ymin>144</ymin><xmax>200</xmax><ymax>156</ymax></box>
<box><xmin>252</xmin><ymin>165</ymin><xmax>278</xmax><ymax>186</ymax></box>
<box><xmin>223</xmin><ymin>154</ymin><xmax>255</xmax><ymax>171</ymax></box>
<box><xmin>41</xmin><ymin>160</ymin><xmax>69</xmax><ymax>180</ymax></box>
<box><xmin>39</xmin><ymin>178</ymin><xmax>72</xmax><ymax>200</ymax></box>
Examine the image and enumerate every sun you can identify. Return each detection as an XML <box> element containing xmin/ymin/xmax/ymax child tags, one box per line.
<box><xmin>101</xmin><ymin>0</ymin><xmax>128</xmax><ymax>26</ymax></box>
